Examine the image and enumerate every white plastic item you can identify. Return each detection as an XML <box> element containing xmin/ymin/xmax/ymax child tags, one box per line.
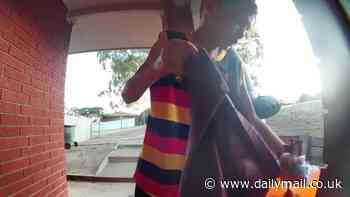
<box><xmin>152</xmin><ymin>49</ymin><xmax>164</xmax><ymax>70</ymax></box>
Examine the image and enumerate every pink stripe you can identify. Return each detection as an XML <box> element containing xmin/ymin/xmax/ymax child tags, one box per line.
<box><xmin>151</xmin><ymin>86</ymin><xmax>191</xmax><ymax>108</ymax></box>
<box><xmin>143</xmin><ymin>130</ymin><xmax>187</xmax><ymax>155</ymax></box>
<box><xmin>134</xmin><ymin>171</ymin><xmax>179</xmax><ymax>197</ymax></box>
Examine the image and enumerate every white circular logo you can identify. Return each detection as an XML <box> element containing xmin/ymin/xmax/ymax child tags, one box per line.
<box><xmin>205</xmin><ymin>178</ymin><xmax>216</xmax><ymax>190</ymax></box>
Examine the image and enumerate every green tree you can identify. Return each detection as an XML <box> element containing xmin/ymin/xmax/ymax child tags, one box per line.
<box><xmin>97</xmin><ymin>49</ymin><xmax>149</xmax><ymax>109</ymax></box>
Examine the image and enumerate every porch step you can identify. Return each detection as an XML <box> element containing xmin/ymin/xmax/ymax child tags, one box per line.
<box><xmin>97</xmin><ymin>162</ymin><xmax>138</xmax><ymax>178</ymax></box>
<box><xmin>96</xmin><ymin>145</ymin><xmax>142</xmax><ymax>178</ymax></box>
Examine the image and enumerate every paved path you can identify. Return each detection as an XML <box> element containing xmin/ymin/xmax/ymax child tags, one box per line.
<box><xmin>65</xmin><ymin>126</ymin><xmax>145</xmax><ymax>176</ymax></box>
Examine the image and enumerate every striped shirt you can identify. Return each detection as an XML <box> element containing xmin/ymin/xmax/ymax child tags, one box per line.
<box><xmin>134</xmin><ymin>74</ymin><xmax>191</xmax><ymax>197</ymax></box>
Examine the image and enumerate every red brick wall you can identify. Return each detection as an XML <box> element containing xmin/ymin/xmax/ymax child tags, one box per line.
<box><xmin>0</xmin><ymin>0</ymin><xmax>72</xmax><ymax>196</ymax></box>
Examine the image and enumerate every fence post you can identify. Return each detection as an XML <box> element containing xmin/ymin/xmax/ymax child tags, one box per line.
<box><xmin>306</xmin><ymin>135</ymin><xmax>312</xmax><ymax>161</ymax></box>
<box><xmin>90</xmin><ymin>121</ymin><xmax>93</xmax><ymax>139</ymax></box>
<box><xmin>98</xmin><ymin>120</ymin><xmax>101</xmax><ymax>137</ymax></box>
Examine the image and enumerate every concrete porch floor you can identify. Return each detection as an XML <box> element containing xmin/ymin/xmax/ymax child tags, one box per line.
<box><xmin>68</xmin><ymin>181</ymin><xmax>135</xmax><ymax>197</ymax></box>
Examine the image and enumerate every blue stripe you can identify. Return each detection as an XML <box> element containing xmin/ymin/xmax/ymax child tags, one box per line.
<box><xmin>147</xmin><ymin>116</ymin><xmax>190</xmax><ymax>140</ymax></box>
<box><xmin>136</xmin><ymin>158</ymin><xmax>181</xmax><ymax>184</ymax></box>
<box><xmin>152</xmin><ymin>74</ymin><xmax>186</xmax><ymax>90</ymax></box>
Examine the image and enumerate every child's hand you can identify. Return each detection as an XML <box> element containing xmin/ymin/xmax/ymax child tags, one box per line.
<box><xmin>142</xmin><ymin>32</ymin><xmax>199</xmax><ymax>80</ymax></box>
<box><xmin>161</xmin><ymin>39</ymin><xmax>198</xmax><ymax>76</ymax></box>
<box><xmin>144</xmin><ymin>32</ymin><xmax>167</xmax><ymax>68</ymax></box>
<box><xmin>279</xmin><ymin>153</ymin><xmax>308</xmax><ymax>181</ymax></box>
<box><xmin>140</xmin><ymin>32</ymin><xmax>173</xmax><ymax>82</ymax></box>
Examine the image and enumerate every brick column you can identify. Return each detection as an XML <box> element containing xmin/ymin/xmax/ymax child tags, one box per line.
<box><xmin>0</xmin><ymin>0</ymin><xmax>72</xmax><ymax>196</ymax></box>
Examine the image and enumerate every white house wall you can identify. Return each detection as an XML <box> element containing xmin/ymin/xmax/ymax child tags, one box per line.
<box><xmin>65</xmin><ymin>115</ymin><xmax>94</xmax><ymax>142</ymax></box>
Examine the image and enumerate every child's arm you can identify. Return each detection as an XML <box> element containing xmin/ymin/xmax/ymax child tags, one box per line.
<box><xmin>122</xmin><ymin>33</ymin><xmax>166</xmax><ymax>104</ymax></box>
<box><xmin>122</xmin><ymin>61</ymin><xmax>159</xmax><ymax>104</ymax></box>
<box><xmin>239</xmin><ymin>70</ymin><xmax>287</xmax><ymax>157</ymax></box>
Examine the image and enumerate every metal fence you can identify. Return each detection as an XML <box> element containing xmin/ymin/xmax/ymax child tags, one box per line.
<box><xmin>90</xmin><ymin>118</ymin><xmax>136</xmax><ymax>138</ymax></box>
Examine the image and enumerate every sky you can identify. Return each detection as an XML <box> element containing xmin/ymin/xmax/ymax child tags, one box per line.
<box><xmin>64</xmin><ymin>0</ymin><xmax>322</xmax><ymax>113</ymax></box>
<box><xmin>64</xmin><ymin>52</ymin><xmax>112</xmax><ymax>111</ymax></box>
<box><xmin>255</xmin><ymin>0</ymin><xmax>321</xmax><ymax>102</ymax></box>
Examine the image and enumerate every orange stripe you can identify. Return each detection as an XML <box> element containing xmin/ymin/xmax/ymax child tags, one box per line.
<box><xmin>141</xmin><ymin>144</ymin><xmax>186</xmax><ymax>170</ymax></box>
<box><xmin>151</xmin><ymin>101</ymin><xmax>191</xmax><ymax>125</ymax></box>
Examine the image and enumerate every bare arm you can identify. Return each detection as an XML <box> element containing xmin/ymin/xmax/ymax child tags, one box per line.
<box><xmin>239</xmin><ymin>70</ymin><xmax>309</xmax><ymax>178</ymax></box>
<box><xmin>240</xmin><ymin>70</ymin><xmax>287</xmax><ymax>157</ymax></box>
<box><xmin>122</xmin><ymin>32</ymin><xmax>197</xmax><ymax>104</ymax></box>
<box><xmin>122</xmin><ymin>33</ymin><xmax>167</xmax><ymax>104</ymax></box>
<box><xmin>122</xmin><ymin>61</ymin><xmax>161</xmax><ymax>104</ymax></box>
